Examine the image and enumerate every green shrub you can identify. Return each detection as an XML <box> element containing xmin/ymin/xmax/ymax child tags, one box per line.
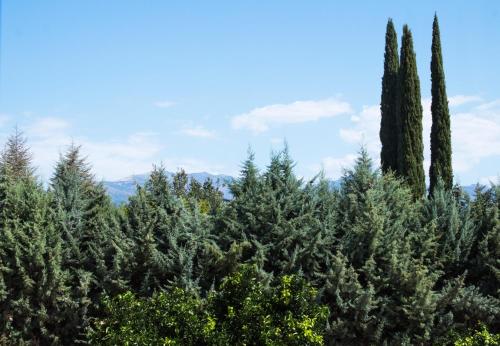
<box><xmin>88</xmin><ymin>265</ymin><xmax>328</xmax><ymax>345</ymax></box>
<box><xmin>453</xmin><ymin>325</ymin><xmax>500</xmax><ymax>346</ymax></box>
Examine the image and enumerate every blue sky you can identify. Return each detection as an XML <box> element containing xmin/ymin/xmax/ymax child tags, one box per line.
<box><xmin>1</xmin><ymin>1</ymin><xmax>499</xmax><ymax>184</ymax></box>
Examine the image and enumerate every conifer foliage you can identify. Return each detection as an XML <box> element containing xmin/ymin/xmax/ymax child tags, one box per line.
<box><xmin>0</xmin><ymin>128</ymin><xmax>34</xmax><ymax>180</ymax></box>
<box><xmin>0</xmin><ymin>125</ymin><xmax>498</xmax><ymax>344</ymax></box>
<box><xmin>380</xmin><ymin>19</ymin><xmax>400</xmax><ymax>174</ymax></box>
<box><xmin>398</xmin><ymin>25</ymin><xmax>426</xmax><ymax>198</ymax></box>
<box><xmin>429</xmin><ymin>14</ymin><xmax>453</xmax><ymax>195</ymax></box>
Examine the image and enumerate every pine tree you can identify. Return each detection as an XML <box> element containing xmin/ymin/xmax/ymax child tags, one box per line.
<box><xmin>0</xmin><ymin>127</ymin><xmax>34</xmax><ymax>180</ymax></box>
<box><xmin>380</xmin><ymin>18</ymin><xmax>400</xmax><ymax>174</ymax></box>
<box><xmin>398</xmin><ymin>25</ymin><xmax>426</xmax><ymax>198</ymax></box>
<box><xmin>429</xmin><ymin>15</ymin><xmax>453</xmax><ymax>195</ymax></box>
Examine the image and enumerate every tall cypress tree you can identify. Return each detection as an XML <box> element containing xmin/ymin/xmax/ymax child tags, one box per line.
<box><xmin>429</xmin><ymin>15</ymin><xmax>452</xmax><ymax>195</ymax></box>
<box><xmin>380</xmin><ymin>19</ymin><xmax>400</xmax><ymax>174</ymax></box>
<box><xmin>398</xmin><ymin>25</ymin><xmax>426</xmax><ymax>198</ymax></box>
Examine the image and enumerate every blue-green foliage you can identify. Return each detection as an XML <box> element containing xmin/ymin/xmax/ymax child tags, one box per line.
<box><xmin>0</xmin><ymin>130</ymin><xmax>498</xmax><ymax>345</ymax></box>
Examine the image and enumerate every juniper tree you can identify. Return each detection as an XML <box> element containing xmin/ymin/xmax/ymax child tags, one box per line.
<box><xmin>50</xmin><ymin>144</ymin><xmax>129</xmax><ymax>339</ymax></box>
<box><xmin>219</xmin><ymin>147</ymin><xmax>337</xmax><ymax>285</ymax></box>
<box><xmin>230</xmin><ymin>148</ymin><xmax>259</xmax><ymax>199</ymax></box>
<box><xmin>399</xmin><ymin>25</ymin><xmax>426</xmax><ymax>198</ymax></box>
<box><xmin>422</xmin><ymin>180</ymin><xmax>475</xmax><ymax>278</ymax></box>
<box><xmin>0</xmin><ymin>176</ymin><xmax>71</xmax><ymax>344</ymax></box>
<box><xmin>125</xmin><ymin>165</ymin><xmax>219</xmax><ymax>294</ymax></box>
<box><xmin>380</xmin><ymin>19</ymin><xmax>400</xmax><ymax>174</ymax></box>
<box><xmin>173</xmin><ymin>168</ymin><xmax>188</xmax><ymax>198</ymax></box>
<box><xmin>429</xmin><ymin>15</ymin><xmax>453</xmax><ymax>195</ymax></box>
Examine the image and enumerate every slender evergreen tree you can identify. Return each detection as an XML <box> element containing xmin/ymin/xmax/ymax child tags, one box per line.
<box><xmin>398</xmin><ymin>25</ymin><xmax>426</xmax><ymax>198</ymax></box>
<box><xmin>380</xmin><ymin>19</ymin><xmax>400</xmax><ymax>174</ymax></box>
<box><xmin>429</xmin><ymin>15</ymin><xmax>453</xmax><ymax>195</ymax></box>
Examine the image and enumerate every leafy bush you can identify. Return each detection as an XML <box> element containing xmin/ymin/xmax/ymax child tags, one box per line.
<box><xmin>88</xmin><ymin>265</ymin><xmax>328</xmax><ymax>345</ymax></box>
<box><xmin>451</xmin><ymin>325</ymin><xmax>500</xmax><ymax>346</ymax></box>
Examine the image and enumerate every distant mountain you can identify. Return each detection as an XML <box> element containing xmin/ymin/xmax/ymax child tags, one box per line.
<box><xmin>103</xmin><ymin>171</ymin><xmax>234</xmax><ymax>204</ymax></box>
<box><xmin>103</xmin><ymin>172</ymin><xmax>482</xmax><ymax>205</ymax></box>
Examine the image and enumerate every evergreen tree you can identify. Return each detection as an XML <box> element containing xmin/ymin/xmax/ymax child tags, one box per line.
<box><xmin>125</xmin><ymin>165</ymin><xmax>218</xmax><ymax>294</ymax></box>
<box><xmin>380</xmin><ymin>18</ymin><xmax>400</xmax><ymax>174</ymax></box>
<box><xmin>173</xmin><ymin>168</ymin><xmax>188</xmax><ymax>198</ymax></box>
<box><xmin>0</xmin><ymin>127</ymin><xmax>34</xmax><ymax>180</ymax></box>
<box><xmin>230</xmin><ymin>148</ymin><xmax>259</xmax><ymax>199</ymax></box>
<box><xmin>398</xmin><ymin>25</ymin><xmax>426</xmax><ymax>198</ymax></box>
<box><xmin>0</xmin><ymin>176</ymin><xmax>71</xmax><ymax>344</ymax></box>
<box><xmin>50</xmin><ymin>144</ymin><xmax>128</xmax><ymax>340</ymax></box>
<box><xmin>429</xmin><ymin>15</ymin><xmax>453</xmax><ymax>195</ymax></box>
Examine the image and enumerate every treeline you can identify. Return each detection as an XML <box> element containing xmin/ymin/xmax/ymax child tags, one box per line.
<box><xmin>0</xmin><ymin>128</ymin><xmax>498</xmax><ymax>345</ymax></box>
<box><xmin>0</xmin><ymin>15</ymin><xmax>499</xmax><ymax>346</ymax></box>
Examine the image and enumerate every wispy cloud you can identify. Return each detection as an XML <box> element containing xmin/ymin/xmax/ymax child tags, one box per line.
<box><xmin>0</xmin><ymin>114</ymin><xmax>10</xmax><ymax>127</ymax></box>
<box><xmin>11</xmin><ymin>116</ymin><xmax>230</xmax><ymax>181</ymax></box>
<box><xmin>451</xmin><ymin>110</ymin><xmax>500</xmax><ymax>172</ymax></box>
<box><xmin>154</xmin><ymin>100</ymin><xmax>176</xmax><ymax>108</ymax></box>
<box><xmin>17</xmin><ymin>117</ymin><xmax>163</xmax><ymax>181</ymax></box>
<box><xmin>339</xmin><ymin>95</ymin><xmax>500</xmax><ymax>177</ymax></box>
<box><xmin>448</xmin><ymin>95</ymin><xmax>482</xmax><ymax>107</ymax></box>
<box><xmin>232</xmin><ymin>98</ymin><xmax>352</xmax><ymax>133</ymax></box>
<box><xmin>311</xmin><ymin>154</ymin><xmax>358</xmax><ymax>179</ymax></box>
<box><xmin>26</xmin><ymin>117</ymin><xmax>70</xmax><ymax>137</ymax></box>
<box><xmin>159</xmin><ymin>157</ymin><xmax>227</xmax><ymax>175</ymax></box>
<box><xmin>339</xmin><ymin>105</ymin><xmax>381</xmax><ymax>159</ymax></box>
<box><xmin>270</xmin><ymin>137</ymin><xmax>285</xmax><ymax>146</ymax></box>
<box><xmin>180</xmin><ymin>126</ymin><xmax>217</xmax><ymax>139</ymax></box>
<box><xmin>479</xmin><ymin>175</ymin><xmax>500</xmax><ymax>185</ymax></box>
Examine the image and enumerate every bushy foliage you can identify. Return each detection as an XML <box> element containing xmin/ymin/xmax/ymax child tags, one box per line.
<box><xmin>446</xmin><ymin>324</ymin><xmax>500</xmax><ymax>346</ymax></box>
<box><xmin>0</xmin><ymin>129</ymin><xmax>498</xmax><ymax>345</ymax></box>
<box><xmin>89</xmin><ymin>265</ymin><xmax>328</xmax><ymax>345</ymax></box>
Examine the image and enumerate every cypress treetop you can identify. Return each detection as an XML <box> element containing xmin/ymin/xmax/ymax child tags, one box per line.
<box><xmin>380</xmin><ymin>18</ymin><xmax>400</xmax><ymax>174</ymax></box>
<box><xmin>398</xmin><ymin>25</ymin><xmax>426</xmax><ymax>198</ymax></box>
<box><xmin>429</xmin><ymin>14</ymin><xmax>453</xmax><ymax>195</ymax></box>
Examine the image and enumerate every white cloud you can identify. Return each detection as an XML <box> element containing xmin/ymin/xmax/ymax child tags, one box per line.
<box><xmin>270</xmin><ymin>137</ymin><xmax>285</xmax><ymax>145</ymax></box>
<box><xmin>81</xmin><ymin>133</ymin><xmax>164</xmax><ymax>180</ymax></box>
<box><xmin>180</xmin><ymin>126</ymin><xmax>217</xmax><ymax>139</ymax></box>
<box><xmin>232</xmin><ymin>98</ymin><xmax>352</xmax><ymax>133</ymax></box>
<box><xmin>452</xmin><ymin>112</ymin><xmax>500</xmax><ymax>172</ymax></box>
<box><xmin>339</xmin><ymin>95</ymin><xmax>500</xmax><ymax>179</ymax></box>
<box><xmin>154</xmin><ymin>100</ymin><xmax>176</xmax><ymax>108</ymax></box>
<box><xmin>26</xmin><ymin>117</ymin><xmax>70</xmax><ymax>138</ymax></box>
<box><xmin>18</xmin><ymin>117</ymin><xmax>163</xmax><ymax>181</ymax></box>
<box><xmin>475</xmin><ymin>99</ymin><xmax>500</xmax><ymax>111</ymax></box>
<box><xmin>448</xmin><ymin>95</ymin><xmax>482</xmax><ymax>107</ymax></box>
<box><xmin>160</xmin><ymin>157</ymin><xmax>227</xmax><ymax>175</ymax></box>
<box><xmin>12</xmin><ymin>116</ymin><xmax>230</xmax><ymax>181</ymax></box>
<box><xmin>311</xmin><ymin>154</ymin><xmax>358</xmax><ymax>179</ymax></box>
<box><xmin>0</xmin><ymin>114</ymin><xmax>10</xmax><ymax>127</ymax></box>
<box><xmin>338</xmin><ymin>104</ymin><xmax>381</xmax><ymax>159</ymax></box>
<box><xmin>479</xmin><ymin>175</ymin><xmax>500</xmax><ymax>185</ymax></box>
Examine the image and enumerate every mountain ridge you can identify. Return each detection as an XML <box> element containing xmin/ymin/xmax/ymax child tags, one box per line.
<box><xmin>103</xmin><ymin>172</ymin><xmax>481</xmax><ymax>205</ymax></box>
<box><xmin>103</xmin><ymin>171</ymin><xmax>234</xmax><ymax>204</ymax></box>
